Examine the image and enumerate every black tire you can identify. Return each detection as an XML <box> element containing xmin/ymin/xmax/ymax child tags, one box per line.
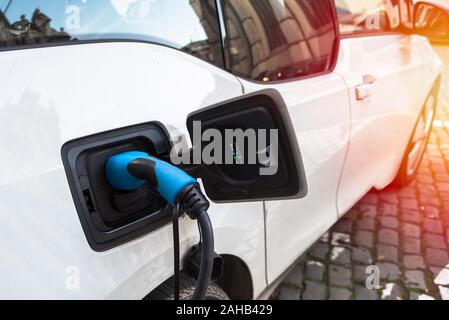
<box><xmin>392</xmin><ymin>81</ymin><xmax>439</xmax><ymax>186</ymax></box>
<box><xmin>145</xmin><ymin>274</ymin><xmax>229</xmax><ymax>300</ymax></box>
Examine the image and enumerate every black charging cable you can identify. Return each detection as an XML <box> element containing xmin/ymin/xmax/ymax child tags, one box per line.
<box><xmin>172</xmin><ymin>203</ymin><xmax>181</xmax><ymax>301</ymax></box>
<box><xmin>191</xmin><ymin>210</ymin><xmax>214</xmax><ymax>300</ymax></box>
<box><xmin>176</xmin><ymin>184</ymin><xmax>214</xmax><ymax>300</ymax></box>
<box><xmin>108</xmin><ymin>154</ymin><xmax>214</xmax><ymax>300</ymax></box>
<box><xmin>169</xmin><ymin>183</ymin><xmax>214</xmax><ymax>300</ymax></box>
<box><xmin>171</xmin><ymin>205</ymin><xmax>214</xmax><ymax>300</ymax></box>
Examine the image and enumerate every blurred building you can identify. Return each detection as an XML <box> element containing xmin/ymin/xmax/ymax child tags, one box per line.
<box><xmin>0</xmin><ymin>8</ymin><xmax>69</xmax><ymax>47</ymax></box>
<box><xmin>185</xmin><ymin>0</ymin><xmax>223</xmax><ymax>66</ymax></box>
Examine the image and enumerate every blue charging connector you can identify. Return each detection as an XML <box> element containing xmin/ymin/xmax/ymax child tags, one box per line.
<box><xmin>105</xmin><ymin>151</ymin><xmax>214</xmax><ymax>300</ymax></box>
<box><xmin>106</xmin><ymin>151</ymin><xmax>196</xmax><ymax>205</ymax></box>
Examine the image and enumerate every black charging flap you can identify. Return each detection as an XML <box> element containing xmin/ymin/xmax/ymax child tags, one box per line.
<box><xmin>186</xmin><ymin>89</ymin><xmax>308</xmax><ymax>202</ymax></box>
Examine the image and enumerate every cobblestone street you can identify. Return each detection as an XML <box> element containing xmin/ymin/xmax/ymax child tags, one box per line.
<box><xmin>274</xmin><ymin>45</ymin><xmax>449</xmax><ymax>300</ymax></box>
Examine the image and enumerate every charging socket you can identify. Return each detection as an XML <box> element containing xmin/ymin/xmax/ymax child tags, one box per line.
<box><xmin>62</xmin><ymin>122</ymin><xmax>173</xmax><ymax>251</ymax></box>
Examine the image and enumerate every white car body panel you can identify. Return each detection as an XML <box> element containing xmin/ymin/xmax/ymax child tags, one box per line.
<box><xmin>239</xmin><ymin>76</ymin><xmax>351</xmax><ymax>283</ymax></box>
<box><xmin>335</xmin><ymin>35</ymin><xmax>443</xmax><ymax>216</ymax></box>
<box><xmin>0</xmin><ymin>42</ymin><xmax>268</xmax><ymax>299</ymax></box>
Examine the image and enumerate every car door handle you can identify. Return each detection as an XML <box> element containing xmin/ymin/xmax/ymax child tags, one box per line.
<box><xmin>355</xmin><ymin>75</ymin><xmax>378</xmax><ymax>101</ymax></box>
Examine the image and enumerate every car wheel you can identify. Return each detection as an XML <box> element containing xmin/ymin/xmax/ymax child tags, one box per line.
<box><xmin>145</xmin><ymin>274</ymin><xmax>229</xmax><ymax>300</ymax></box>
<box><xmin>393</xmin><ymin>91</ymin><xmax>437</xmax><ymax>186</ymax></box>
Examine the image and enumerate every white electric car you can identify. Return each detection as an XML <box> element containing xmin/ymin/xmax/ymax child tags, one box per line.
<box><xmin>0</xmin><ymin>0</ymin><xmax>447</xmax><ymax>299</ymax></box>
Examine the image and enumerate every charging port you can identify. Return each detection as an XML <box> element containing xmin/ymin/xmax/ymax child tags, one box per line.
<box><xmin>62</xmin><ymin>122</ymin><xmax>173</xmax><ymax>251</ymax></box>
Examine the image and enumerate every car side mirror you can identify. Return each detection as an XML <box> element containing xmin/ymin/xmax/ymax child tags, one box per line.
<box><xmin>414</xmin><ymin>1</ymin><xmax>449</xmax><ymax>41</ymax></box>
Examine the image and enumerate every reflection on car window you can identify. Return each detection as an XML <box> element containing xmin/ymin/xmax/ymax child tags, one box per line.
<box><xmin>400</xmin><ymin>0</ymin><xmax>414</xmax><ymax>29</ymax></box>
<box><xmin>222</xmin><ymin>0</ymin><xmax>337</xmax><ymax>82</ymax></box>
<box><xmin>335</xmin><ymin>0</ymin><xmax>401</xmax><ymax>35</ymax></box>
<box><xmin>0</xmin><ymin>0</ymin><xmax>223</xmax><ymax>66</ymax></box>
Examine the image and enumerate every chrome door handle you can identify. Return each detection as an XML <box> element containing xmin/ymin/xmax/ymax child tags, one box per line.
<box><xmin>356</xmin><ymin>75</ymin><xmax>377</xmax><ymax>101</ymax></box>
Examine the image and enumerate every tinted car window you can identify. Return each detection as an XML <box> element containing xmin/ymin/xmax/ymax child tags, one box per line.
<box><xmin>222</xmin><ymin>0</ymin><xmax>337</xmax><ymax>82</ymax></box>
<box><xmin>335</xmin><ymin>0</ymin><xmax>403</xmax><ymax>35</ymax></box>
<box><xmin>0</xmin><ymin>0</ymin><xmax>223</xmax><ymax>66</ymax></box>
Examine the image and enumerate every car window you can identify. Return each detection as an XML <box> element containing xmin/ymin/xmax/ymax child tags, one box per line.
<box><xmin>335</xmin><ymin>0</ymin><xmax>402</xmax><ymax>35</ymax></box>
<box><xmin>221</xmin><ymin>0</ymin><xmax>337</xmax><ymax>82</ymax></box>
<box><xmin>0</xmin><ymin>0</ymin><xmax>223</xmax><ymax>66</ymax></box>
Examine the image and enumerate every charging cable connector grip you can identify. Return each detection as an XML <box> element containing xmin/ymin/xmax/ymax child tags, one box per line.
<box><xmin>177</xmin><ymin>183</ymin><xmax>210</xmax><ymax>220</ymax></box>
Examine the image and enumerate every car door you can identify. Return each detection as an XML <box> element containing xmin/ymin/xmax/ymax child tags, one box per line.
<box><xmin>219</xmin><ymin>0</ymin><xmax>351</xmax><ymax>283</ymax></box>
<box><xmin>334</xmin><ymin>0</ymin><xmax>440</xmax><ymax>215</ymax></box>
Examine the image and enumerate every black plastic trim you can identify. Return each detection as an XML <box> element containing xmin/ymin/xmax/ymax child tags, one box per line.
<box><xmin>128</xmin><ymin>158</ymin><xmax>158</xmax><ymax>190</ymax></box>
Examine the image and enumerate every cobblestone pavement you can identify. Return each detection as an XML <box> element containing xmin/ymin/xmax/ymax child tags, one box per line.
<box><xmin>274</xmin><ymin>45</ymin><xmax>449</xmax><ymax>300</ymax></box>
